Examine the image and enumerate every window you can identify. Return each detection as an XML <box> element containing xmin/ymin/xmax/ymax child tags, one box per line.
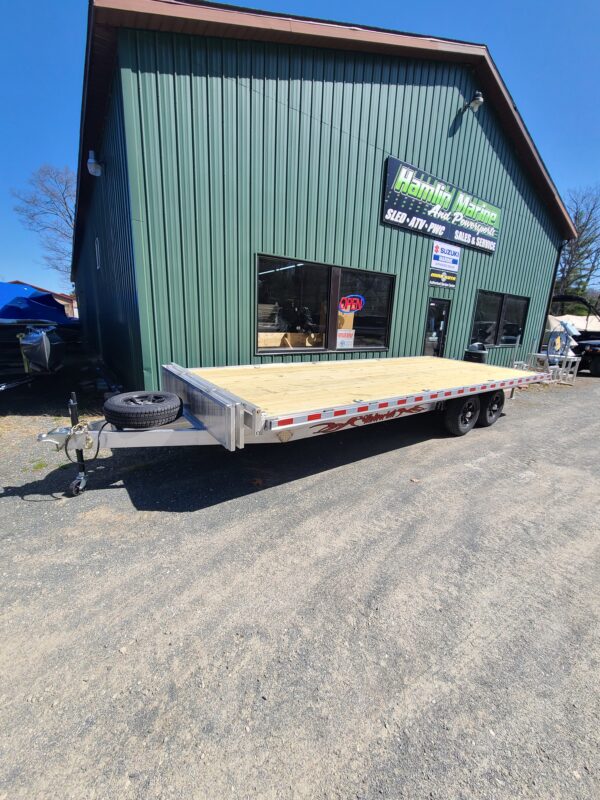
<box><xmin>470</xmin><ymin>290</ymin><xmax>529</xmax><ymax>347</ymax></box>
<box><xmin>337</xmin><ymin>270</ymin><xmax>392</xmax><ymax>349</ymax></box>
<box><xmin>498</xmin><ymin>295</ymin><xmax>528</xmax><ymax>346</ymax></box>
<box><xmin>256</xmin><ymin>256</ymin><xmax>394</xmax><ymax>352</ymax></box>
<box><xmin>471</xmin><ymin>291</ymin><xmax>502</xmax><ymax>346</ymax></box>
<box><xmin>257</xmin><ymin>259</ymin><xmax>329</xmax><ymax>349</ymax></box>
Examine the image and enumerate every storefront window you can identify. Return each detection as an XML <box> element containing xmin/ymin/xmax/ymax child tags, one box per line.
<box><xmin>337</xmin><ymin>270</ymin><xmax>394</xmax><ymax>349</ymax></box>
<box><xmin>257</xmin><ymin>258</ymin><xmax>329</xmax><ymax>350</ymax></box>
<box><xmin>470</xmin><ymin>290</ymin><xmax>528</xmax><ymax>347</ymax></box>
<box><xmin>471</xmin><ymin>291</ymin><xmax>502</xmax><ymax>346</ymax></box>
<box><xmin>256</xmin><ymin>257</ymin><xmax>394</xmax><ymax>351</ymax></box>
<box><xmin>498</xmin><ymin>295</ymin><xmax>528</xmax><ymax>346</ymax></box>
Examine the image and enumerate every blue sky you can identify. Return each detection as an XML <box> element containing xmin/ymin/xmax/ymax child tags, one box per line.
<box><xmin>0</xmin><ymin>0</ymin><xmax>598</xmax><ymax>293</ymax></box>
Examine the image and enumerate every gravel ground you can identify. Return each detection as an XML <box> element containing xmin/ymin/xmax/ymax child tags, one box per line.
<box><xmin>0</xmin><ymin>375</ymin><xmax>599</xmax><ymax>799</ymax></box>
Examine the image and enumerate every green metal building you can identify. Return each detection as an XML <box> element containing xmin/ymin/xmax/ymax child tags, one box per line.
<box><xmin>73</xmin><ymin>0</ymin><xmax>575</xmax><ymax>390</ymax></box>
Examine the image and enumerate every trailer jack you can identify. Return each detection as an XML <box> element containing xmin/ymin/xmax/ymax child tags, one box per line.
<box><xmin>37</xmin><ymin>389</ymin><xmax>219</xmax><ymax>496</ymax></box>
<box><xmin>37</xmin><ymin>392</ymin><xmax>95</xmax><ymax>496</ymax></box>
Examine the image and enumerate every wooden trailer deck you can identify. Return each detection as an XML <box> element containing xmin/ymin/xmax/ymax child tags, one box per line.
<box><xmin>189</xmin><ymin>357</ymin><xmax>538</xmax><ymax>418</ymax></box>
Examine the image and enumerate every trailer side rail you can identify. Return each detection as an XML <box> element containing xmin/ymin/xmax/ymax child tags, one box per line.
<box><xmin>262</xmin><ymin>372</ymin><xmax>547</xmax><ymax>431</ymax></box>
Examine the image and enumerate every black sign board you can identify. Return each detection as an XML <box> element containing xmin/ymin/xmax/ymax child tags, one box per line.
<box><xmin>382</xmin><ymin>157</ymin><xmax>501</xmax><ymax>253</ymax></box>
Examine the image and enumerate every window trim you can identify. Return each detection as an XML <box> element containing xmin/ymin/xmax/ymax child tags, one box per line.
<box><xmin>255</xmin><ymin>254</ymin><xmax>396</xmax><ymax>355</ymax></box>
<box><xmin>470</xmin><ymin>289</ymin><xmax>530</xmax><ymax>349</ymax></box>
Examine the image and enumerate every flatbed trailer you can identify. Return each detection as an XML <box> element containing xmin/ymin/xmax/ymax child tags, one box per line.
<box><xmin>38</xmin><ymin>356</ymin><xmax>546</xmax><ymax>495</ymax></box>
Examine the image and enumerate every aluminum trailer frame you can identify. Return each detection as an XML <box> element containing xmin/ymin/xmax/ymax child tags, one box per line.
<box><xmin>38</xmin><ymin>361</ymin><xmax>548</xmax><ymax>494</ymax></box>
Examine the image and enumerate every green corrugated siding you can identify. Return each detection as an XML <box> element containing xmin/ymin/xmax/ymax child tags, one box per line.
<box><xmin>75</xmin><ymin>76</ymin><xmax>142</xmax><ymax>389</ymax></box>
<box><xmin>117</xmin><ymin>29</ymin><xmax>562</xmax><ymax>388</ymax></box>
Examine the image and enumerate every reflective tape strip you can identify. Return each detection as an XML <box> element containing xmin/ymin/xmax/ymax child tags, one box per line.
<box><xmin>269</xmin><ymin>373</ymin><xmax>544</xmax><ymax>428</ymax></box>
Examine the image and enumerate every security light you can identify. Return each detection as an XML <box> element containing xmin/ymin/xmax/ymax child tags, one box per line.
<box><xmin>87</xmin><ymin>150</ymin><xmax>103</xmax><ymax>177</ymax></box>
<box><xmin>468</xmin><ymin>91</ymin><xmax>484</xmax><ymax>112</ymax></box>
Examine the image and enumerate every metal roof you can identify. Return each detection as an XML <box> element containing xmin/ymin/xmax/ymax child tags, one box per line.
<box><xmin>73</xmin><ymin>0</ymin><xmax>576</xmax><ymax>268</ymax></box>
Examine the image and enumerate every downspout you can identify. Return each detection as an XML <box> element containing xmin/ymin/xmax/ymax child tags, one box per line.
<box><xmin>538</xmin><ymin>240</ymin><xmax>566</xmax><ymax>352</ymax></box>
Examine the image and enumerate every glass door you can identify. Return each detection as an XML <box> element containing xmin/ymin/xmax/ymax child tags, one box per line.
<box><xmin>423</xmin><ymin>298</ymin><xmax>451</xmax><ymax>357</ymax></box>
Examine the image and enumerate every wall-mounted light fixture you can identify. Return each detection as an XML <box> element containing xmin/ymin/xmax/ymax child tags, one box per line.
<box><xmin>87</xmin><ymin>150</ymin><xmax>103</xmax><ymax>177</ymax></box>
<box><xmin>465</xmin><ymin>91</ymin><xmax>484</xmax><ymax>113</ymax></box>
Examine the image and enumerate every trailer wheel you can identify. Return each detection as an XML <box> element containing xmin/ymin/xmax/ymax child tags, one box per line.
<box><xmin>103</xmin><ymin>391</ymin><xmax>182</xmax><ymax>429</ymax></box>
<box><xmin>475</xmin><ymin>390</ymin><xmax>505</xmax><ymax>428</ymax></box>
<box><xmin>443</xmin><ymin>395</ymin><xmax>480</xmax><ymax>436</ymax></box>
<box><xmin>68</xmin><ymin>477</ymin><xmax>87</xmax><ymax>496</ymax></box>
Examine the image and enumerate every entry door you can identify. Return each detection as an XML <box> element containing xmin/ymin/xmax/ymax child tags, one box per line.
<box><xmin>423</xmin><ymin>298</ymin><xmax>451</xmax><ymax>357</ymax></box>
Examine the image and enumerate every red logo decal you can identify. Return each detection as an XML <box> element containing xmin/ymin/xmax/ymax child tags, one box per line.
<box><xmin>311</xmin><ymin>406</ymin><xmax>426</xmax><ymax>435</ymax></box>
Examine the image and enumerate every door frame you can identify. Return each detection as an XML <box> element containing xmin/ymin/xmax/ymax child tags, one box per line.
<box><xmin>422</xmin><ymin>296</ymin><xmax>452</xmax><ymax>357</ymax></box>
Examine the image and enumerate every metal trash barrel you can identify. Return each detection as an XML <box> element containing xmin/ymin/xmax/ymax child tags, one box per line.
<box><xmin>464</xmin><ymin>342</ymin><xmax>488</xmax><ymax>363</ymax></box>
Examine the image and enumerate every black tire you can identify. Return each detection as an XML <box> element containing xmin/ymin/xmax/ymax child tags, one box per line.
<box><xmin>443</xmin><ymin>395</ymin><xmax>480</xmax><ymax>436</ymax></box>
<box><xmin>103</xmin><ymin>391</ymin><xmax>182</xmax><ymax>429</ymax></box>
<box><xmin>591</xmin><ymin>358</ymin><xmax>600</xmax><ymax>378</ymax></box>
<box><xmin>475</xmin><ymin>390</ymin><xmax>505</xmax><ymax>428</ymax></box>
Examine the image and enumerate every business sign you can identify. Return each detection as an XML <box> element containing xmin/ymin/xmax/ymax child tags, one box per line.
<box><xmin>429</xmin><ymin>241</ymin><xmax>460</xmax><ymax>289</ymax></box>
<box><xmin>431</xmin><ymin>241</ymin><xmax>460</xmax><ymax>272</ymax></box>
<box><xmin>429</xmin><ymin>268</ymin><xmax>457</xmax><ymax>288</ymax></box>
<box><xmin>339</xmin><ymin>294</ymin><xmax>365</xmax><ymax>313</ymax></box>
<box><xmin>382</xmin><ymin>157</ymin><xmax>501</xmax><ymax>253</ymax></box>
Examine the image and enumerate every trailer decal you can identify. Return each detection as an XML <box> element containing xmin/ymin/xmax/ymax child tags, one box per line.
<box><xmin>310</xmin><ymin>405</ymin><xmax>428</xmax><ymax>435</ymax></box>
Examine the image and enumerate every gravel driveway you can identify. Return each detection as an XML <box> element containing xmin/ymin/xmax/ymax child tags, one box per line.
<box><xmin>1</xmin><ymin>377</ymin><xmax>599</xmax><ymax>799</ymax></box>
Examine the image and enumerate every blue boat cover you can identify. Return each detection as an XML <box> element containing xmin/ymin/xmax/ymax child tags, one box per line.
<box><xmin>0</xmin><ymin>282</ymin><xmax>77</xmax><ymax>325</ymax></box>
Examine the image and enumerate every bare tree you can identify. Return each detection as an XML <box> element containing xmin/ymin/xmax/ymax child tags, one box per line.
<box><xmin>555</xmin><ymin>185</ymin><xmax>600</xmax><ymax>300</ymax></box>
<box><xmin>13</xmin><ymin>165</ymin><xmax>76</xmax><ymax>279</ymax></box>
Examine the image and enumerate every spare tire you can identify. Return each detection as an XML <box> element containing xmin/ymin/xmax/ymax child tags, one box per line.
<box><xmin>103</xmin><ymin>391</ymin><xmax>182</xmax><ymax>429</ymax></box>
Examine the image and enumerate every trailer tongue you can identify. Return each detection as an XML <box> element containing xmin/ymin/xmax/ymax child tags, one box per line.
<box><xmin>38</xmin><ymin>356</ymin><xmax>546</xmax><ymax>495</ymax></box>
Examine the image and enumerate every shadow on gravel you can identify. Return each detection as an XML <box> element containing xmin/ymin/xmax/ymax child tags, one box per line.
<box><xmin>0</xmin><ymin>365</ymin><xmax>106</xmax><ymax>418</ymax></box>
<box><xmin>3</xmin><ymin>412</ymin><xmax>451</xmax><ymax>512</ymax></box>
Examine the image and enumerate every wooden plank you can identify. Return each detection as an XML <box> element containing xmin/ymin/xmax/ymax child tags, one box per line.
<box><xmin>189</xmin><ymin>356</ymin><xmax>537</xmax><ymax>417</ymax></box>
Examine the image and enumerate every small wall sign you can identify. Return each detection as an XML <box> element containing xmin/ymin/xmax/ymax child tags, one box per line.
<box><xmin>429</xmin><ymin>240</ymin><xmax>460</xmax><ymax>288</ymax></box>
<box><xmin>429</xmin><ymin>268</ymin><xmax>457</xmax><ymax>288</ymax></box>
<box><xmin>431</xmin><ymin>241</ymin><xmax>461</xmax><ymax>272</ymax></box>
